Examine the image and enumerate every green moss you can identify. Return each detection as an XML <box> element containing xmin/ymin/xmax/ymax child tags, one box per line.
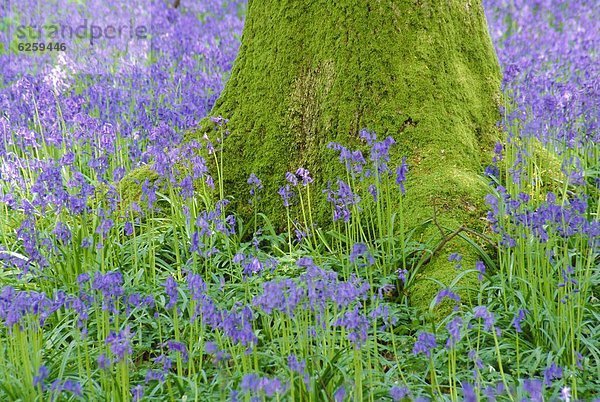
<box><xmin>174</xmin><ymin>1</ymin><xmax>504</xmax><ymax>313</ymax></box>
<box><xmin>506</xmin><ymin>137</ymin><xmax>564</xmax><ymax>197</ymax></box>
<box><xmin>117</xmin><ymin>164</ymin><xmax>160</xmax><ymax>208</ymax></box>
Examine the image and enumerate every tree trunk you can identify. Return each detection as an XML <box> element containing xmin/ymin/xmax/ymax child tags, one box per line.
<box><xmin>191</xmin><ymin>0</ymin><xmax>502</xmax><ymax>309</ymax></box>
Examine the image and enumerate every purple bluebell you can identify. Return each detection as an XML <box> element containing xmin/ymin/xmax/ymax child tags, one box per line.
<box><xmin>288</xmin><ymin>354</ymin><xmax>309</xmax><ymax>385</ymax></box>
<box><xmin>154</xmin><ymin>354</ymin><xmax>173</xmax><ymax>371</ymax></box>
<box><xmin>360</xmin><ymin>129</ymin><xmax>376</xmax><ymax>145</ymax></box>
<box><xmin>253</xmin><ymin>279</ymin><xmax>304</xmax><ymax>315</ymax></box>
<box><xmin>131</xmin><ymin>385</ymin><xmax>144</xmax><ymax>402</ymax></box>
<box><xmin>164</xmin><ymin>276</ymin><xmax>178</xmax><ymax>309</ymax></box>
<box><xmin>167</xmin><ymin>340</ymin><xmax>189</xmax><ymax>362</ymax></box>
<box><xmin>413</xmin><ymin>331</ymin><xmax>437</xmax><ymax>357</ymax></box>
<box><xmin>475</xmin><ymin>261</ymin><xmax>486</xmax><ymax>281</ymax></box>
<box><xmin>77</xmin><ymin>273</ymin><xmax>90</xmax><ymax>286</ymax></box>
<box><xmin>448</xmin><ymin>253</ymin><xmax>462</xmax><ymax>269</ymax></box>
<box><xmin>179</xmin><ymin>176</ymin><xmax>195</xmax><ymax>199</ymax></box>
<box><xmin>368</xmin><ymin>184</ymin><xmax>378</xmax><ymax>201</ymax></box>
<box><xmin>92</xmin><ymin>271</ymin><xmax>124</xmax><ymax>313</ymax></box>
<box><xmin>395</xmin><ymin>157</ymin><xmax>409</xmax><ymax>194</ymax></box>
<box><xmin>296</xmin><ymin>257</ymin><xmax>317</xmax><ymax>269</ymax></box>
<box><xmin>33</xmin><ymin>365</ymin><xmax>49</xmax><ymax>388</ymax></box>
<box><xmin>349</xmin><ymin>243</ymin><xmax>374</xmax><ymax>266</ymax></box>
<box><xmin>325</xmin><ymin>179</ymin><xmax>360</xmax><ymax>222</ymax></box>
<box><xmin>242</xmin><ymin>257</ymin><xmax>263</xmax><ymax>277</ymax></box>
<box><xmin>221</xmin><ymin>305</ymin><xmax>257</xmax><ymax>347</ymax></box>
<box><xmin>97</xmin><ymin>353</ymin><xmax>111</xmax><ymax>370</ymax></box>
<box><xmin>285</xmin><ymin>171</ymin><xmax>299</xmax><ymax>186</ymax></box>
<box><xmin>124</xmin><ymin>221</ymin><xmax>134</xmax><ymax>236</ymax></box>
<box><xmin>105</xmin><ymin>326</ymin><xmax>133</xmax><ymax>362</ymax></box>
<box><xmin>328</xmin><ymin>143</ymin><xmax>367</xmax><ymax>177</ymax></box>
<box><xmin>50</xmin><ymin>379</ymin><xmax>83</xmax><ymax>397</ymax></box>
<box><xmin>247</xmin><ymin>173</ymin><xmax>263</xmax><ymax>196</ymax></box>
<box><xmin>434</xmin><ymin>288</ymin><xmax>460</xmax><ymax>306</ymax></box>
<box><xmin>240</xmin><ymin>374</ymin><xmax>286</xmax><ymax>397</ymax></box>
<box><xmin>278</xmin><ymin>185</ymin><xmax>295</xmax><ymax>207</ymax></box>
<box><xmin>523</xmin><ymin>379</ymin><xmax>543</xmax><ymax>402</ymax></box>
<box><xmin>512</xmin><ymin>309</ymin><xmax>527</xmax><ymax>333</ymax></box>
<box><xmin>445</xmin><ymin>316</ymin><xmax>463</xmax><ymax>348</ymax></box>
<box><xmin>543</xmin><ymin>362</ymin><xmax>563</xmax><ymax>386</ymax></box>
<box><xmin>333</xmin><ymin>386</ymin><xmax>346</xmax><ymax>402</ymax></box>
<box><xmin>468</xmin><ymin>349</ymin><xmax>485</xmax><ymax>371</ymax></box>
<box><xmin>295</xmin><ymin>167</ymin><xmax>313</xmax><ymax>186</ymax></box>
<box><xmin>398</xmin><ymin>269</ymin><xmax>408</xmax><ymax>285</ymax></box>
<box><xmin>335</xmin><ymin>305</ymin><xmax>370</xmax><ymax>347</ymax></box>
<box><xmin>461</xmin><ymin>382</ymin><xmax>477</xmax><ymax>402</ymax></box>
<box><xmin>145</xmin><ymin>369</ymin><xmax>166</xmax><ymax>383</ymax></box>
<box><xmin>370</xmin><ymin>136</ymin><xmax>396</xmax><ymax>175</ymax></box>
<box><xmin>390</xmin><ymin>385</ymin><xmax>409</xmax><ymax>401</ymax></box>
<box><xmin>473</xmin><ymin>306</ymin><xmax>495</xmax><ymax>331</ymax></box>
<box><xmin>52</xmin><ymin>222</ymin><xmax>71</xmax><ymax>244</ymax></box>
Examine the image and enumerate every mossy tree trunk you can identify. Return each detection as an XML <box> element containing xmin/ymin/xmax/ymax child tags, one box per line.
<box><xmin>192</xmin><ymin>0</ymin><xmax>502</xmax><ymax>309</ymax></box>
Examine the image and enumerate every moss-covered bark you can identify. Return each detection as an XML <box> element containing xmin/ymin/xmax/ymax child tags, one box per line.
<box><xmin>189</xmin><ymin>0</ymin><xmax>502</xmax><ymax>310</ymax></box>
<box><xmin>187</xmin><ymin>1</ymin><xmax>500</xmax><ymax>306</ymax></box>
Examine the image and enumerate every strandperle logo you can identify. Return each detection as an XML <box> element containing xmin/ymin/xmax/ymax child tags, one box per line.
<box><xmin>14</xmin><ymin>19</ymin><xmax>149</xmax><ymax>43</ymax></box>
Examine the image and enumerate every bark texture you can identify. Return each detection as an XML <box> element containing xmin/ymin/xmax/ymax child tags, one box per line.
<box><xmin>192</xmin><ymin>0</ymin><xmax>502</xmax><ymax>309</ymax></box>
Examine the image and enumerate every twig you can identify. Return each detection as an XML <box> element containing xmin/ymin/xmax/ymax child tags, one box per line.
<box><xmin>417</xmin><ymin>205</ymin><xmax>499</xmax><ymax>268</ymax></box>
<box><xmin>418</xmin><ymin>226</ymin><xmax>466</xmax><ymax>268</ymax></box>
<box><xmin>431</xmin><ymin>203</ymin><xmax>447</xmax><ymax>237</ymax></box>
<box><xmin>459</xmin><ymin>226</ymin><xmax>497</xmax><ymax>247</ymax></box>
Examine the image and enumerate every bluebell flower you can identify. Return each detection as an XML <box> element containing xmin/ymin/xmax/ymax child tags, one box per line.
<box><xmin>242</xmin><ymin>257</ymin><xmax>263</xmax><ymax>277</ymax></box>
<box><xmin>278</xmin><ymin>185</ymin><xmax>295</xmax><ymax>207</ymax></box>
<box><xmin>124</xmin><ymin>221</ymin><xmax>134</xmax><ymax>236</ymax></box>
<box><xmin>167</xmin><ymin>340</ymin><xmax>189</xmax><ymax>362</ymax></box>
<box><xmin>359</xmin><ymin>129</ymin><xmax>376</xmax><ymax>145</ymax></box>
<box><xmin>512</xmin><ymin>309</ymin><xmax>527</xmax><ymax>333</ymax></box>
<box><xmin>395</xmin><ymin>157</ymin><xmax>409</xmax><ymax>194</ymax></box>
<box><xmin>33</xmin><ymin>365</ymin><xmax>49</xmax><ymax>388</ymax></box>
<box><xmin>164</xmin><ymin>276</ymin><xmax>178</xmax><ymax>309</ymax></box>
<box><xmin>179</xmin><ymin>175</ymin><xmax>195</xmax><ymax>199</ymax></box>
<box><xmin>398</xmin><ymin>269</ymin><xmax>408</xmax><ymax>285</ymax></box>
<box><xmin>543</xmin><ymin>362</ymin><xmax>563</xmax><ymax>386</ymax></box>
<box><xmin>461</xmin><ymin>382</ymin><xmax>477</xmax><ymax>402</ymax></box>
<box><xmin>473</xmin><ymin>306</ymin><xmax>495</xmax><ymax>331</ymax></box>
<box><xmin>475</xmin><ymin>261</ymin><xmax>486</xmax><ymax>281</ymax></box>
<box><xmin>413</xmin><ymin>332</ymin><xmax>437</xmax><ymax>357</ymax></box>
<box><xmin>50</xmin><ymin>379</ymin><xmax>82</xmax><ymax>397</ymax></box>
<box><xmin>131</xmin><ymin>385</ymin><xmax>144</xmax><ymax>401</ymax></box>
<box><xmin>390</xmin><ymin>385</ymin><xmax>409</xmax><ymax>401</ymax></box>
<box><xmin>523</xmin><ymin>379</ymin><xmax>543</xmax><ymax>402</ymax></box>
<box><xmin>349</xmin><ymin>243</ymin><xmax>374</xmax><ymax>266</ymax></box>
<box><xmin>370</xmin><ymin>136</ymin><xmax>396</xmax><ymax>175</ymax></box>
<box><xmin>334</xmin><ymin>305</ymin><xmax>370</xmax><ymax>348</ymax></box>
<box><xmin>288</xmin><ymin>354</ymin><xmax>309</xmax><ymax>385</ymax></box>
<box><xmin>445</xmin><ymin>316</ymin><xmax>463</xmax><ymax>349</ymax></box>
<box><xmin>247</xmin><ymin>173</ymin><xmax>263</xmax><ymax>196</ymax></box>
<box><xmin>295</xmin><ymin>168</ymin><xmax>313</xmax><ymax>186</ymax></box>
<box><xmin>145</xmin><ymin>369</ymin><xmax>166</xmax><ymax>383</ymax></box>
<box><xmin>240</xmin><ymin>374</ymin><xmax>286</xmax><ymax>397</ymax></box>
<box><xmin>106</xmin><ymin>326</ymin><xmax>133</xmax><ymax>362</ymax></box>
<box><xmin>448</xmin><ymin>252</ymin><xmax>462</xmax><ymax>269</ymax></box>
<box><xmin>560</xmin><ymin>386</ymin><xmax>571</xmax><ymax>402</ymax></box>
<box><xmin>97</xmin><ymin>353</ymin><xmax>111</xmax><ymax>370</ymax></box>
<box><xmin>333</xmin><ymin>386</ymin><xmax>346</xmax><ymax>402</ymax></box>
<box><xmin>52</xmin><ymin>221</ymin><xmax>71</xmax><ymax>244</ymax></box>
<box><xmin>434</xmin><ymin>288</ymin><xmax>460</xmax><ymax>306</ymax></box>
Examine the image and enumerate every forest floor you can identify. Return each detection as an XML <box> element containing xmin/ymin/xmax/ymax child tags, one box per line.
<box><xmin>0</xmin><ymin>1</ymin><xmax>598</xmax><ymax>401</ymax></box>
